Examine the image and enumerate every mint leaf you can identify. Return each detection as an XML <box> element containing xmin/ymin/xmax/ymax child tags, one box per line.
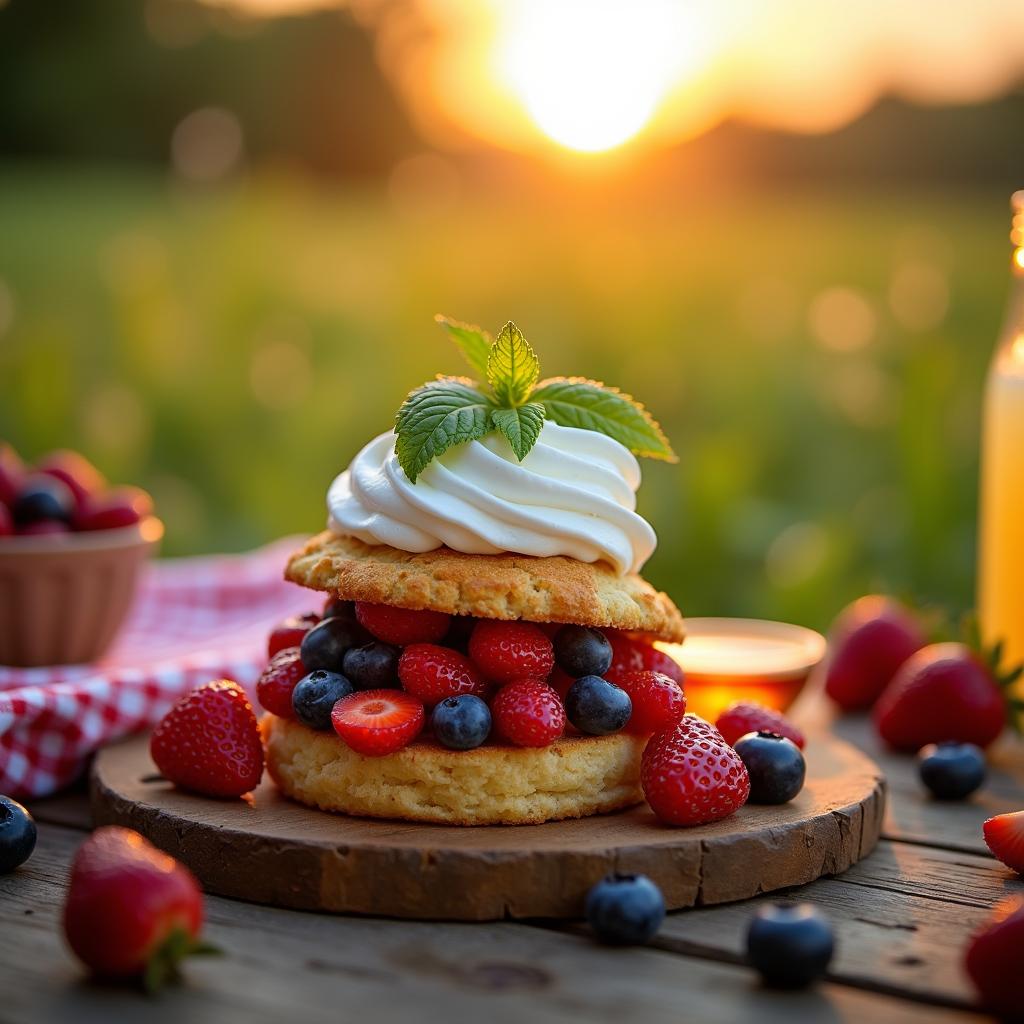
<box><xmin>492</xmin><ymin>403</ymin><xmax>545</xmax><ymax>461</ymax></box>
<box><xmin>435</xmin><ymin>314</ymin><xmax>492</xmax><ymax>380</ymax></box>
<box><xmin>487</xmin><ymin>321</ymin><xmax>540</xmax><ymax>407</ymax></box>
<box><xmin>395</xmin><ymin>378</ymin><xmax>494</xmax><ymax>482</ymax></box>
<box><xmin>531</xmin><ymin>377</ymin><xmax>677</xmax><ymax>461</ymax></box>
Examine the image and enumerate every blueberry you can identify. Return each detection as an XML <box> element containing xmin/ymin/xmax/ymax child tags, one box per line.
<box><xmin>554</xmin><ymin>625</ymin><xmax>613</xmax><ymax>678</ymax></box>
<box><xmin>431</xmin><ymin>694</ymin><xmax>492</xmax><ymax>750</ymax></box>
<box><xmin>918</xmin><ymin>741</ymin><xmax>986</xmax><ymax>800</ymax></box>
<box><xmin>292</xmin><ymin>670</ymin><xmax>355</xmax><ymax>730</ymax></box>
<box><xmin>564</xmin><ymin>675</ymin><xmax>631</xmax><ymax>735</ymax></box>
<box><xmin>323</xmin><ymin>598</ymin><xmax>356</xmax><ymax>622</ymax></box>
<box><xmin>343</xmin><ymin>641</ymin><xmax>400</xmax><ymax>690</ymax></box>
<box><xmin>0</xmin><ymin>796</ymin><xmax>37</xmax><ymax>873</ymax></box>
<box><xmin>734</xmin><ymin>730</ymin><xmax>806</xmax><ymax>804</ymax></box>
<box><xmin>300</xmin><ymin>616</ymin><xmax>367</xmax><ymax>672</ymax></box>
<box><xmin>747</xmin><ymin>902</ymin><xmax>834</xmax><ymax>988</ymax></box>
<box><xmin>12</xmin><ymin>476</ymin><xmax>74</xmax><ymax>526</ymax></box>
<box><xmin>585</xmin><ymin>873</ymin><xmax>665</xmax><ymax>945</ymax></box>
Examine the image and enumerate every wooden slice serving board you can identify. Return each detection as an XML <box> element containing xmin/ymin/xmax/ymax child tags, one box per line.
<box><xmin>91</xmin><ymin>730</ymin><xmax>885</xmax><ymax>921</ymax></box>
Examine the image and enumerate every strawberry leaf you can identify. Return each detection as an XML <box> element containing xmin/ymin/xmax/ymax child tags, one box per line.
<box><xmin>492</xmin><ymin>403</ymin><xmax>546</xmax><ymax>461</ymax></box>
<box><xmin>143</xmin><ymin>926</ymin><xmax>221</xmax><ymax>994</ymax></box>
<box><xmin>488</xmin><ymin>321</ymin><xmax>540</xmax><ymax>407</ymax></box>
<box><xmin>395</xmin><ymin>378</ymin><xmax>494</xmax><ymax>482</ymax></box>
<box><xmin>434</xmin><ymin>314</ymin><xmax>492</xmax><ymax>380</ymax></box>
<box><xmin>530</xmin><ymin>377</ymin><xmax>677</xmax><ymax>461</ymax></box>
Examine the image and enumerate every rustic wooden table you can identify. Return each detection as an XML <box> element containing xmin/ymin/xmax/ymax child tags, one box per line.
<box><xmin>3</xmin><ymin>703</ymin><xmax>1022</xmax><ymax>1024</ymax></box>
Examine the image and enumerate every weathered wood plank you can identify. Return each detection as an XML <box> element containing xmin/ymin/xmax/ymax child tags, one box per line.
<box><xmin>27</xmin><ymin>784</ymin><xmax>93</xmax><ymax>831</ymax></box>
<box><xmin>0</xmin><ymin>823</ymin><xmax>985</xmax><ymax>1024</ymax></box>
<box><xmin>654</xmin><ymin>838</ymin><xmax>1023</xmax><ymax>1009</ymax></box>
<box><xmin>797</xmin><ymin>696</ymin><xmax>1024</xmax><ymax>855</ymax></box>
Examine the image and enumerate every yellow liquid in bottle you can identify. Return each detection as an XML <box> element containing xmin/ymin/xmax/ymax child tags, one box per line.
<box><xmin>978</xmin><ymin>332</ymin><xmax>1024</xmax><ymax>679</ymax></box>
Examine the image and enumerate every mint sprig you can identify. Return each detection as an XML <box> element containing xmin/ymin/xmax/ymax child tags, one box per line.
<box><xmin>492</xmin><ymin>403</ymin><xmax>546</xmax><ymax>461</ymax></box>
<box><xmin>434</xmin><ymin>315</ymin><xmax>492</xmax><ymax>379</ymax></box>
<box><xmin>531</xmin><ymin>377</ymin><xmax>675</xmax><ymax>462</ymax></box>
<box><xmin>395</xmin><ymin>316</ymin><xmax>677</xmax><ymax>481</ymax></box>
<box><xmin>488</xmin><ymin>322</ymin><xmax>540</xmax><ymax>407</ymax></box>
<box><xmin>395</xmin><ymin>378</ymin><xmax>494</xmax><ymax>482</ymax></box>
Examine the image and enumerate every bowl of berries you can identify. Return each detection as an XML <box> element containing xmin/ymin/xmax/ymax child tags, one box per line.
<box><xmin>0</xmin><ymin>443</ymin><xmax>163</xmax><ymax>667</ymax></box>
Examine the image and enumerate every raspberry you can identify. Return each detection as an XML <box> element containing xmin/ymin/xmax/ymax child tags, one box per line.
<box><xmin>255</xmin><ymin>647</ymin><xmax>306</xmax><ymax>719</ymax></box>
<box><xmin>355</xmin><ymin>602</ymin><xmax>451</xmax><ymax>646</ymax></box>
<box><xmin>641</xmin><ymin>715</ymin><xmax>750</xmax><ymax>826</ymax></box>
<box><xmin>716</xmin><ymin>701</ymin><xmax>806</xmax><ymax>750</ymax></box>
<box><xmin>398</xmin><ymin>644</ymin><xmax>487</xmax><ymax>707</ymax></box>
<box><xmin>491</xmin><ymin>679</ymin><xmax>565</xmax><ymax>747</ymax></box>
<box><xmin>605</xmin><ymin>632</ymin><xmax>683</xmax><ymax>686</ymax></box>
<box><xmin>616</xmin><ymin>670</ymin><xmax>687</xmax><ymax>735</ymax></box>
<box><xmin>331</xmin><ymin>689</ymin><xmax>425</xmax><ymax>756</ymax></box>
<box><xmin>267</xmin><ymin>613</ymin><xmax>320</xmax><ymax>659</ymax></box>
<box><xmin>468</xmin><ymin>620</ymin><xmax>554</xmax><ymax>683</ymax></box>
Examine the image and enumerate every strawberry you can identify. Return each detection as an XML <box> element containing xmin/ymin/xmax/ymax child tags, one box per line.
<box><xmin>605</xmin><ymin>631</ymin><xmax>684</xmax><ymax>687</ymax></box>
<box><xmin>468</xmin><ymin>620</ymin><xmax>554</xmax><ymax>683</ymax></box>
<box><xmin>397</xmin><ymin>643</ymin><xmax>487</xmax><ymax>706</ymax></box>
<box><xmin>267</xmin><ymin>613</ymin><xmax>319</xmax><ymax>659</ymax></box>
<box><xmin>63</xmin><ymin>826</ymin><xmax>215</xmax><ymax>990</ymax></box>
<box><xmin>547</xmin><ymin>666</ymin><xmax>576</xmax><ymax>700</ymax></box>
<box><xmin>616</xmin><ymin>670</ymin><xmax>687</xmax><ymax>735</ymax></box>
<box><xmin>491</xmin><ymin>679</ymin><xmax>566</xmax><ymax>747</ymax></box>
<box><xmin>36</xmin><ymin>449</ymin><xmax>106</xmax><ymax>512</ymax></box>
<box><xmin>255</xmin><ymin>647</ymin><xmax>307</xmax><ymax>719</ymax></box>
<box><xmin>824</xmin><ymin>596</ymin><xmax>926</xmax><ymax>711</ymax></box>
<box><xmin>354</xmin><ymin>602</ymin><xmax>450</xmax><ymax>646</ymax></box>
<box><xmin>716</xmin><ymin>701</ymin><xmax>806</xmax><ymax>750</ymax></box>
<box><xmin>641</xmin><ymin>715</ymin><xmax>750</xmax><ymax>826</ymax></box>
<box><xmin>331</xmin><ymin>689</ymin><xmax>424</xmax><ymax>756</ymax></box>
<box><xmin>873</xmin><ymin>642</ymin><xmax>1009</xmax><ymax>751</ymax></box>
<box><xmin>983</xmin><ymin>810</ymin><xmax>1024</xmax><ymax>874</ymax></box>
<box><xmin>75</xmin><ymin>486</ymin><xmax>154</xmax><ymax>531</ymax></box>
<box><xmin>150</xmin><ymin>680</ymin><xmax>264</xmax><ymax>797</ymax></box>
<box><xmin>964</xmin><ymin>896</ymin><xmax>1024</xmax><ymax>1017</ymax></box>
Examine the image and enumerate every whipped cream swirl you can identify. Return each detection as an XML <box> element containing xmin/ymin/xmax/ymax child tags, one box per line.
<box><xmin>327</xmin><ymin>421</ymin><xmax>656</xmax><ymax>575</ymax></box>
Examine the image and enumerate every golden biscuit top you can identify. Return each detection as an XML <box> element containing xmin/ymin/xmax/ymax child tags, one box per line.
<box><xmin>286</xmin><ymin>530</ymin><xmax>685</xmax><ymax>643</ymax></box>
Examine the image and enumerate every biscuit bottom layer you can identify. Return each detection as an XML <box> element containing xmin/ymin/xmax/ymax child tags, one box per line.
<box><xmin>262</xmin><ymin>715</ymin><xmax>646</xmax><ymax>826</ymax></box>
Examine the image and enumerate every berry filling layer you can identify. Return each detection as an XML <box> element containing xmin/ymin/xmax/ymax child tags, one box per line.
<box><xmin>255</xmin><ymin>600</ymin><xmax>686</xmax><ymax>758</ymax></box>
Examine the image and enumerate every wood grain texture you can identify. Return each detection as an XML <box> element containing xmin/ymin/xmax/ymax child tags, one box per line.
<box><xmin>0</xmin><ymin>822</ymin><xmax>987</xmax><ymax>1024</ymax></box>
<box><xmin>654</xmin><ymin>839</ymin><xmax>1024</xmax><ymax>1009</ymax></box>
<box><xmin>799</xmin><ymin>697</ymin><xmax>1024</xmax><ymax>855</ymax></box>
<box><xmin>90</xmin><ymin>730</ymin><xmax>885</xmax><ymax>920</ymax></box>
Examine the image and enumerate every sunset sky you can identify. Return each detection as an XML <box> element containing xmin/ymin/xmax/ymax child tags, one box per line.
<box><xmin>203</xmin><ymin>0</ymin><xmax>1024</xmax><ymax>155</ymax></box>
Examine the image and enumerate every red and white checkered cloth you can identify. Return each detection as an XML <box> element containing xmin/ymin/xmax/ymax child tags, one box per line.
<box><xmin>0</xmin><ymin>537</ymin><xmax>316</xmax><ymax>798</ymax></box>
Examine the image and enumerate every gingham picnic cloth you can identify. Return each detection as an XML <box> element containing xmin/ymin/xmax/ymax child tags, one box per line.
<box><xmin>0</xmin><ymin>537</ymin><xmax>316</xmax><ymax>799</ymax></box>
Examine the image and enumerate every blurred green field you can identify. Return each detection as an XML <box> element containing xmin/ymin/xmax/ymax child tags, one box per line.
<box><xmin>0</xmin><ymin>165</ymin><xmax>1009</xmax><ymax>630</ymax></box>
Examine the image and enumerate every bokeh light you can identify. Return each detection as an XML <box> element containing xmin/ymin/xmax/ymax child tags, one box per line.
<box><xmin>808</xmin><ymin>287</ymin><xmax>878</xmax><ymax>353</ymax></box>
<box><xmin>171</xmin><ymin>107</ymin><xmax>244</xmax><ymax>182</ymax></box>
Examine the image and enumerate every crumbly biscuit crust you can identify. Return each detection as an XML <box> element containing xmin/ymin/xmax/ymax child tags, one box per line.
<box><xmin>286</xmin><ymin>531</ymin><xmax>685</xmax><ymax>642</ymax></box>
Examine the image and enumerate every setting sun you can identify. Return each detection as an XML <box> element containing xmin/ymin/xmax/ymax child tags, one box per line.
<box><xmin>494</xmin><ymin>1</ymin><xmax>698</xmax><ymax>153</ymax></box>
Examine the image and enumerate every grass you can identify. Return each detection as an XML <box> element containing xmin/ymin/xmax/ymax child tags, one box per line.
<box><xmin>0</xmin><ymin>163</ymin><xmax>1010</xmax><ymax>631</ymax></box>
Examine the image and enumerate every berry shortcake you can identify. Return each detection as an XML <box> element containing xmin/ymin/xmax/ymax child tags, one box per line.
<box><xmin>260</xmin><ymin>317</ymin><xmax>688</xmax><ymax>825</ymax></box>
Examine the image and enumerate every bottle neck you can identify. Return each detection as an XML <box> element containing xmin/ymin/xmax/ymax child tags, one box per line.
<box><xmin>999</xmin><ymin>193</ymin><xmax>1024</xmax><ymax>364</ymax></box>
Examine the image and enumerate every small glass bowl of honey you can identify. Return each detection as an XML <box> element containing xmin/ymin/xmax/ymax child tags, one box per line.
<box><xmin>655</xmin><ymin>617</ymin><xmax>827</xmax><ymax>724</ymax></box>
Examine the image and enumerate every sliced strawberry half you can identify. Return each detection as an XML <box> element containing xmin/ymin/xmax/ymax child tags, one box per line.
<box><xmin>965</xmin><ymin>896</ymin><xmax>1024</xmax><ymax>1017</ymax></box>
<box><xmin>983</xmin><ymin>810</ymin><xmax>1024</xmax><ymax>874</ymax></box>
<box><xmin>331</xmin><ymin>689</ymin><xmax>425</xmax><ymax>757</ymax></box>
